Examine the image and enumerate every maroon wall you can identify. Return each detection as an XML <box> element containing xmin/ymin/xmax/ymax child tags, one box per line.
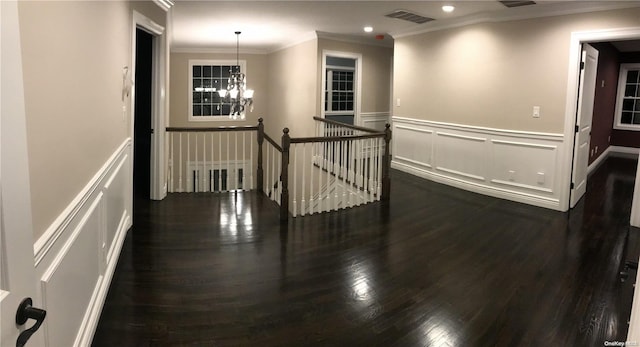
<box><xmin>589</xmin><ymin>43</ymin><xmax>620</xmax><ymax>165</ymax></box>
<box><xmin>611</xmin><ymin>51</ymin><xmax>640</xmax><ymax>149</ymax></box>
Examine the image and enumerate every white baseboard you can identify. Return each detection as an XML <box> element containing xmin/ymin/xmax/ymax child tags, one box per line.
<box><xmin>588</xmin><ymin>145</ymin><xmax>640</xmax><ymax>174</ymax></box>
<box><xmin>391</xmin><ymin>116</ymin><xmax>564</xmax><ymax>211</ymax></box>
<box><xmin>34</xmin><ymin>138</ymin><xmax>132</xmax><ymax>347</ymax></box>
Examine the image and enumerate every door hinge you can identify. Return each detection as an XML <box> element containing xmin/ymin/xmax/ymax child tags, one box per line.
<box><xmin>570</xmin><ymin>182</ymin><xmax>575</xmax><ymax>189</ymax></box>
<box><xmin>575</xmin><ymin>125</ymin><xmax>579</xmax><ymax>133</ymax></box>
<box><xmin>580</xmin><ymin>61</ymin><xmax>585</xmax><ymax>70</ymax></box>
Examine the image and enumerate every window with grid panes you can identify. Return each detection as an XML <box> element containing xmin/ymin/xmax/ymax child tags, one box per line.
<box><xmin>615</xmin><ymin>63</ymin><xmax>640</xmax><ymax>130</ymax></box>
<box><xmin>324</xmin><ymin>57</ymin><xmax>355</xmax><ymax>115</ymax></box>
<box><xmin>189</xmin><ymin>60</ymin><xmax>245</xmax><ymax>120</ymax></box>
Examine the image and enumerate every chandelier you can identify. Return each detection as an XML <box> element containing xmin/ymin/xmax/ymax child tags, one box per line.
<box><xmin>217</xmin><ymin>31</ymin><xmax>254</xmax><ymax>120</ymax></box>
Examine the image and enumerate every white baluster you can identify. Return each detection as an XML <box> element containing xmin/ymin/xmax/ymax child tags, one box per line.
<box><xmin>242</xmin><ymin>132</ymin><xmax>246</xmax><ymax>191</ymax></box>
<box><xmin>293</xmin><ymin>145</ymin><xmax>297</xmax><ymax>217</ymax></box>
<box><xmin>309</xmin><ymin>142</ymin><xmax>314</xmax><ymax>215</ymax></box>
<box><xmin>266</xmin><ymin>144</ymin><xmax>271</xmax><ymax>198</ymax></box>
<box><xmin>179</xmin><ymin>133</ymin><xmax>183</xmax><ymax>192</ymax></box>
<box><xmin>234</xmin><ymin>132</ymin><xmax>238</xmax><ymax>191</ymax></box>
<box><xmin>226</xmin><ymin>132</ymin><xmax>230</xmax><ymax>192</ymax></box>
<box><xmin>187</xmin><ymin>133</ymin><xmax>191</xmax><ymax>192</ymax></box>
<box><xmin>210</xmin><ymin>132</ymin><xmax>214</xmax><ymax>192</ymax></box>
<box><xmin>342</xmin><ymin>139</ymin><xmax>347</xmax><ymax>209</ymax></box>
<box><xmin>169</xmin><ymin>132</ymin><xmax>173</xmax><ymax>193</ymax></box>
<box><xmin>218</xmin><ymin>132</ymin><xmax>222</xmax><ymax>192</ymax></box>
<box><xmin>301</xmin><ymin>143</ymin><xmax>306</xmax><ymax>216</ymax></box>
<box><xmin>250</xmin><ymin>131</ymin><xmax>254</xmax><ymax>190</ymax></box>
<box><xmin>202</xmin><ymin>133</ymin><xmax>206</xmax><ymax>192</ymax></box>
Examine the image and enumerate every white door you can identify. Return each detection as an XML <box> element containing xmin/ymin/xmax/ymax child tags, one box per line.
<box><xmin>1</xmin><ymin>2</ymin><xmax>44</xmax><ymax>347</ymax></box>
<box><xmin>570</xmin><ymin>43</ymin><xmax>599</xmax><ymax>208</ymax></box>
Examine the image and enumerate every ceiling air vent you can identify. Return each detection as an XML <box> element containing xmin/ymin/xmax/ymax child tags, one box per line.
<box><xmin>499</xmin><ymin>1</ymin><xmax>536</xmax><ymax>8</ymax></box>
<box><xmin>385</xmin><ymin>10</ymin><xmax>435</xmax><ymax>24</ymax></box>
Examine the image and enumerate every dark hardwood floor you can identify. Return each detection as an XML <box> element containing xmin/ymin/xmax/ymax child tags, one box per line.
<box><xmin>92</xmin><ymin>156</ymin><xmax>639</xmax><ymax>347</ymax></box>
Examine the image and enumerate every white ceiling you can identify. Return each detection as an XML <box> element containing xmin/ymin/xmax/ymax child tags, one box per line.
<box><xmin>171</xmin><ymin>1</ymin><xmax>640</xmax><ymax>53</ymax></box>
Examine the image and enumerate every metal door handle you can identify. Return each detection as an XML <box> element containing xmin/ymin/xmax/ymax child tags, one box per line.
<box><xmin>15</xmin><ymin>298</ymin><xmax>46</xmax><ymax>347</ymax></box>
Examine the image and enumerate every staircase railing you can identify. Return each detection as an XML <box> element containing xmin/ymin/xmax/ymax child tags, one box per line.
<box><xmin>166</xmin><ymin>117</ymin><xmax>391</xmax><ymax>222</ymax></box>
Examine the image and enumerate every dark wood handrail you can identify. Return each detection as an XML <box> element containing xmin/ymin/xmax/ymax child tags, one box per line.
<box><xmin>290</xmin><ymin>133</ymin><xmax>385</xmax><ymax>144</ymax></box>
<box><xmin>263</xmin><ymin>133</ymin><xmax>283</xmax><ymax>152</ymax></box>
<box><xmin>166</xmin><ymin>126</ymin><xmax>259</xmax><ymax>132</ymax></box>
<box><xmin>313</xmin><ymin>116</ymin><xmax>382</xmax><ymax>134</ymax></box>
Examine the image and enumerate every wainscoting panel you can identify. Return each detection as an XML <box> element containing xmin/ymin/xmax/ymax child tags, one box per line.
<box><xmin>394</xmin><ymin>125</ymin><xmax>433</xmax><ymax>169</ymax></box>
<box><xmin>391</xmin><ymin>117</ymin><xmax>565</xmax><ymax>210</ymax></box>
<box><xmin>34</xmin><ymin>138</ymin><xmax>132</xmax><ymax>347</ymax></box>
<box><xmin>360</xmin><ymin>112</ymin><xmax>389</xmax><ymax>131</ymax></box>
<box><xmin>434</xmin><ymin>132</ymin><xmax>487</xmax><ymax>181</ymax></box>
<box><xmin>490</xmin><ymin>140</ymin><xmax>557</xmax><ymax>194</ymax></box>
<box><xmin>40</xmin><ymin>193</ymin><xmax>102</xmax><ymax>347</ymax></box>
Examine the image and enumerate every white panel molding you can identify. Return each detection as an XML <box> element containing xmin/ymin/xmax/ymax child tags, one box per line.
<box><xmin>391</xmin><ymin>116</ymin><xmax>564</xmax><ymax>210</ymax></box>
<box><xmin>34</xmin><ymin>139</ymin><xmax>131</xmax><ymax>266</ymax></box>
<box><xmin>393</xmin><ymin>123</ymin><xmax>434</xmax><ymax>169</ymax></box>
<box><xmin>361</xmin><ymin>112</ymin><xmax>390</xmax><ymax>132</ymax></box>
<box><xmin>33</xmin><ymin>138</ymin><xmax>132</xmax><ymax>347</ymax></box>
<box><xmin>491</xmin><ymin>139</ymin><xmax>557</xmax><ymax>150</ymax></box>
<box><xmin>393</xmin><ymin>116</ymin><xmax>564</xmax><ymax>141</ymax></box>
<box><xmin>434</xmin><ymin>132</ymin><xmax>487</xmax><ymax>181</ymax></box>
<box><xmin>490</xmin><ymin>179</ymin><xmax>554</xmax><ymax>193</ymax></box>
<box><xmin>394</xmin><ymin>155</ymin><xmax>432</xmax><ymax>169</ymax></box>
<box><xmin>395</xmin><ymin>125</ymin><xmax>432</xmax><ymax>134</ymax></box>
<box><xmin>41</xmin><ymin>193</ymin><xmax>103</xmax><ymax>347</ymax></box>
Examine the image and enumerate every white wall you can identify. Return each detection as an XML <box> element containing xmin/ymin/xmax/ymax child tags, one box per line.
<box><xmin>392</xmin><ymin>7</ymin><xmax>640</xmax><ymax>211</ymax></box>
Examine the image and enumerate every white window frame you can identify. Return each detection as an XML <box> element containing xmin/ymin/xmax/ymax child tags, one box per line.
<box><xmin>614</xmin><ymin>63</ymin><xmax>640</xmax><ymax>131</ymax></box>
<box><xmin>188</xmin><ymin>59</ymin><xmax>247</xmax><ymax>122</ymax></box>
<box><xmin>325</xmin><ymin>65</ymin><xmax>355</xmax><ymax>116</ymax></box>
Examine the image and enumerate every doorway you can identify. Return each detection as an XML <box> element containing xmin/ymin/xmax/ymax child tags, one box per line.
<box><xmin>133</xmin><ymin>28</ymin><xmax>153</xmax><ymax>203</ymax></box>
<box><xmin>564</xmin><ymin>28</ymin><xmax>640</xmax><ymax>223</ymax></box>
<box><xmin>321</xmin><ymin>51</ymin><xmax>362</xmax><ymax>126</ymax></box>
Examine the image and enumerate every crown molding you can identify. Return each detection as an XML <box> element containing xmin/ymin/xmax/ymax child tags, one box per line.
<box><xmin>267</xmin><ymin>31</ymin><xmax>318</xmax><ymax>54</ymax></box>
<box><xmin>316</xmin><ymin>31</ymin><xmax>393</xmax><ymax>49</ymax></box>
<box><xmin>391</xmin><ymin>2</ymin><xmax>640</xmax><ymax>39</ymax></box>
<box><xmin>152</xmin><ymin>0</ymin><xmax>174</xmax><ymax>12</ymax></box>
<box><xmin>171</xmin><ymin>47</ymin><xmax>268</xmax><ymax>55</ymax></box>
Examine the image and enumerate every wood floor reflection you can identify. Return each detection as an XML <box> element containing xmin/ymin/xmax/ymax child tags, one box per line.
<box><xmin>92</xmin><ymin>156</ymin><xmax>639</xmax><ymax>347</ymax></box>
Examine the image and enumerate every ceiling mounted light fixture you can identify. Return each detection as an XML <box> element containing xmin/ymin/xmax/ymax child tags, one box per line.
<box><xmin>442</xmin><ymin>5</ymin><xmax>455</xmax><ymax>13</ymax></box>
<box><xmin>218</xmin><ymin>31</ymin><xmax>254</xmax><ymax>120</ymax></box>
<box><xmin>364</xmin><ymin>26</ymin><xmax>373</xmax><ymax>33</ymax></box>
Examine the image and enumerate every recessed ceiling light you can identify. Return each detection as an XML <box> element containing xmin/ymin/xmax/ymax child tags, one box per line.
<box><xmin>364</xmin><ymin>26</ymin><xmax>373</xmax><ymax>33</ymax></box>
<box><xmin>442</xmin><ymin>5</ymin><xmax>455</xmax><ymax>13</ymax></box>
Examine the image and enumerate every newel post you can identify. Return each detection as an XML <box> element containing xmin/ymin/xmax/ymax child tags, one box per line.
<box><xmin>381</xmin><ymin>123</ymin><xmax>392</xmax><ymax>202</ymax></box>
<box><xmin>280</xmin><ymin>128</ymin><xmax>291</xmax><ymax>222</ymax></box>
<box><xmin>257</xmin><ymin>118</ymin><xmax>264</xmax><ymax>193</ymax></box>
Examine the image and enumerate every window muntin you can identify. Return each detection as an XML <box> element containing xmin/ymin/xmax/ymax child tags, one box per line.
<box><xmin>188</xmin><ymin>60</ymin><xmax>245</xmax><ymax>121</ymax></box>
<box><xmin>615</xmin><ymin>64</ymin><xmax>640</xmax><ymax>130</ymax></box>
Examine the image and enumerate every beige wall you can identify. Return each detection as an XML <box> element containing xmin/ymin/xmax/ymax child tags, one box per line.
<box><xmin>169</xmin><ymin>52</ymin><xmax>268</xmax><ymax>128</ymax></box>
<box><xmin>266</xmin><ymin>39</ymin><xmax>318</xmax><ymax>138</ymax></box>
<box><xmin>394</xmin><ymin>7</ymin><xmax>640</xmax><ymax>133</ymax></box>
<box><xmin>18</xmin><ymin>1</ymin><xmax>166</xmax><ymax>239</ymax></box>
<box><xmin>317</xmin><ymin>38</ymin><xmax>393</xmax><ymax>115</ymax></box>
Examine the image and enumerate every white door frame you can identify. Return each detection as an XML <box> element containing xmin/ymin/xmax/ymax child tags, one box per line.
<box><xmin>131</xmin><ymin>11</ymin><xmax>167</xmax><ymax>204</ymax></box>
<box><xmin>561</xmin><ymin>27</ymin><xmax>640</xmax><ymax>214</ymax></box>
<box><xmin>320</xmin><ymin>50</ymin><xmax>363</xmax><ymax>126</ymax></box>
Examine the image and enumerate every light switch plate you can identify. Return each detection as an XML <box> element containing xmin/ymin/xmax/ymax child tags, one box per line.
<box><xmin>533</xmin><ymin>106</ymin><xmax>540</xmax><ymax>118</ymax></box>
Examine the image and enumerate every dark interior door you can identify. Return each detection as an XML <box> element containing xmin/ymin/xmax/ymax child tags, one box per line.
<box><xmin>133</xmin><ymin>28</ymin><xmax>153</xmax><ymax>203</ymax></box>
